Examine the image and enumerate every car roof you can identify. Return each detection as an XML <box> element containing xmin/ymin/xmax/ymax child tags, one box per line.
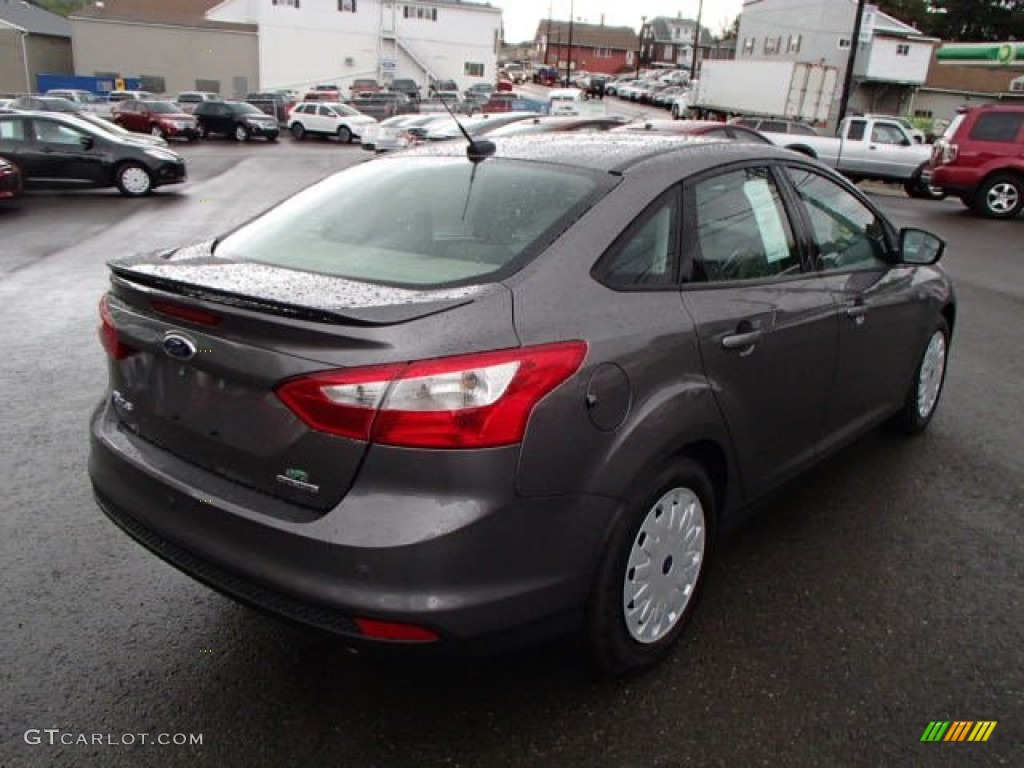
<box><xmin>396</xmin><ymin>131</ymin><xmax>794</xmax><ymax>173</ymax></box>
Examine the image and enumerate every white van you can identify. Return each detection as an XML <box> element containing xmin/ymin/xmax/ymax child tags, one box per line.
<box><xmin>548</xmin><ymin>88</ymin><xmax>583</xmax><ymax>116</ymax></box>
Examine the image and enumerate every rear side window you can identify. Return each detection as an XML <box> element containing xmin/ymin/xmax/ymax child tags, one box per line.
<box><xmin>968</xmin><ymin>112</ymin><xmax>1024</xmax><ymax>143</ymax></box>
<box><xmin>595</xmin><ymin>190</ymin><xmax>680</xmax><ymax>289</ymax></box>
<box><xmin>760</xmin><ymin>120</ymin><xmax>787</xmax><ymax>133</ymax></box>
<box><xmin>0</xmin><ymin>118</ymin><xmax>27</xmax><ymax>141</ymax></box>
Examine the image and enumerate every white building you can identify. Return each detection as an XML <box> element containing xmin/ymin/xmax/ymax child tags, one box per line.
<box><xmin>207</xmin><ymin>0</ymin><xmax>502</xmax><ymax>93</ymax></box>
<box><xmin>737</xmin><ymin>0</ymin><xmax>938</xmax><ymax>122</ymax></box>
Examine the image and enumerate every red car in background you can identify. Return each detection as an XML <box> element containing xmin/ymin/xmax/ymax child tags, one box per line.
<box><xmin>0</xmin><ymin>156</ymin><xmax>22</xmax><ymax>201</ymax></box>
<box><xmin>929</xmin><ymin>104</ymin><xmax>1024</xmax><ymax>219</ymax></box>
<box><xmin>112</xmin><ymin>100</ymin><xmax>199</xmax><ymax>141</ymax></box>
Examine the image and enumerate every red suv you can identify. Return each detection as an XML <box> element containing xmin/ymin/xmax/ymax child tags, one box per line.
<box><xmin>930</xmin><ymin>105</ymin><xmax>1024</xmax><ymax>218</ymax></box>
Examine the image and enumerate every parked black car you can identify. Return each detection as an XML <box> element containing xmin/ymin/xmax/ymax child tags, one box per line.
<box><xmin>194</xmin><ymin>101</ymin><xmax>280</xmax><ymax>142</ymax></box>
<box><xmin>349</xmin><ymin>91</ymin><xmax>417</xmax><ymax>121</ymax></box>
<box><xmin>0</xmin><ymin>111</ymin><xmax>185</xmax><ymax>196</ymax></box>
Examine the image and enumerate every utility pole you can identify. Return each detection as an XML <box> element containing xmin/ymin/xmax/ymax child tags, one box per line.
<box><xmin>636</xmin><ymin>16</ymin><xmax>646</xmax><ymax>78</ymax></box>
<box><xmin>690</xmin><ymin>0</ymin><xmax>704</xmax><ymax>78</ymax></box>
<box><xmin>565</xmin><ymin>0</ymin><xmax>575</xmax><ymax>86</ymax></box>
<box><xmin>544</xmin><ymin>3</ymin><xmax>552</xmax><ymax>66</ymax></box>
<box><xmin>837</xmin><ymin>0</ymin><xmax>868</xmax><ymax>123</ymax></box>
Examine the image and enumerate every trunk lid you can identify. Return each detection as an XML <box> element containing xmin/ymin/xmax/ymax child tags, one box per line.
<box><xmin>105</xmin><ymin>244</ymin><xmax>516</xmax><ymax>511</ymax></box>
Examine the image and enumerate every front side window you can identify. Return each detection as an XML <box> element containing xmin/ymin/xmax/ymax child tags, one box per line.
<box><xmin>216</xmin><ymin>158</ymin><xmax>610</xmax><ymax>288</ymax></box>
<box><xmin>785</xmin><ymin>168</ymin><xmax>889</xmax><ymax>272</ymax></box>
<box><xmin>690</xmin><ymin>167</ymin><xmax>801</xmax><ymax>283</ymax></box>
<box><xmin>846</xmin><ymin>119</ymin><xmax>867</xmax><ymax>141</ymax></box>
<box><xmin>595</xmin><ymin>190</ymin><xmax>680</xmax><ymax>289</ymax></box>
<box><xmin>33</xmin><ymin>120</ymin><xmax>87</xmax><ymax>146</ymax></box>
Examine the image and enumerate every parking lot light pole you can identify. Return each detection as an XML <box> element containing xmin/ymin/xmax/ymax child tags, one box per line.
<box><xmin>636</xmin><ymin>16</ymin><xmax>646</xmax><ymax>78</ymax></box>
<box><xmin>690</xmin><ymin>0</ymin><xmax>704</xmax><ymax>79</ymax></box>
<box><xmin>565</xmin><ymin>0</ymin><xmax>575</xmax><ymax>85</ymax></box>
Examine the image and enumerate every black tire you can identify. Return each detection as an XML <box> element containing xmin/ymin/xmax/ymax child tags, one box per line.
<box><xmin>234</xmin><ymin>123</ymin><xmax>250</xmax><ymax>143</ymax></box>
<box><xmin>196</xmin><ymin>124</ymin><xmax>206</xmax><ymax>139</ymax></box>
<box><xmin>904</xmin><ymin>166</ymin><xmax>947</xmax><ymax>200</ymax></box>
<box><xmin>890</xmin><ymin>318</ymin><xmax>950</xmax><ymax>435</ymax></box>
<box><xmin>114</xmin><ymin>162</ymin><xmax>153</xmax><ymax>197</ymax></box>
<box><xmin>267</xmin><ymin>133</ymin><xmax>278</xmax><ymax>143</ymax></box>
<box><xmin>291</xmin><ymin>123</ymin><xmax>305</xmax><ymax>140</ymax></box>
<box><xmin>972</xmin><ymin>173</ymin><xmax>1024</xmax><ymax>219</ymax></box>
<box><xmin>585</xmin><ymin>457</ymin><xmax>715</xmax><ymax>675</ymax></box>
<box><xmin>337</xmin><ymin>125</ymin><xmax>352</xmax><ymax>144</ymax></box>
<box><xmin>958</xmin><ymin>193</ymin><xmax>973</xmax><ymax>208</ymax></box>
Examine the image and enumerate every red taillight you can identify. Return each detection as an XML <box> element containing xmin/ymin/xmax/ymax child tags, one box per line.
<box><xmin>275</xmin><ymin>341</ymin><xmax>587</xmax><ymax>449</ymax></box>
<box><xmin>354</xmin><ymin>617</ymin><xmax>438</xmax><ymax>643</ymax></box>
<box><xmin>150</xmin><ymin>299</ymin><xmax>222</xmax><ymax>327</ymax></box>
<box><xmin>98</xmin><ymin>295</ymin><xmax>136</xmax><ymax>360</ymax></box>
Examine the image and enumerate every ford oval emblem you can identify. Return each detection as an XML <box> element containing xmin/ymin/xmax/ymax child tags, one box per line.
<box><xmin>163</xmin><ymin>333</ymin><xmax>197</xmax><ymax>361</ymax></box>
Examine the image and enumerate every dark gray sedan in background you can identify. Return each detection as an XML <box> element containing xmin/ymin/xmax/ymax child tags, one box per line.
<box><xmin>89</xmin><ymin>135</ymin><xmax>954</xmax><ymax>673</ymax></box>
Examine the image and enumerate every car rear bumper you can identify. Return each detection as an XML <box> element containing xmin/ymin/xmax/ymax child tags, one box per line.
<box><xmin>89</xmin><ymin>400</ymin><xmax>618</xmax><ymax>644</ymax></box>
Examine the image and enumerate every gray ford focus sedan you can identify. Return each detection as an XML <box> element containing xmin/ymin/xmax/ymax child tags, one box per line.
<box><xmin>89</xmin><ymin>134</ymin><xmax>954</xmax><ymax>673</ymax></box>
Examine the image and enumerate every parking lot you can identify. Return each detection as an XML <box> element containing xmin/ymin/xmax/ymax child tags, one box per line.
<box><xmin>2</xmin><ymin>137</ymin><xmax>1021</xmax><ymax>767</ymax></box>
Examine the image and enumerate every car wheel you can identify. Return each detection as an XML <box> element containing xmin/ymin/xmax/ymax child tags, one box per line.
<box><xmin>973</xmin><ymin>174</ymin><xmax>1024</xmax><ymax>219</ymax></box>
<box><xmin>891</xmin><ymin>318</ymin><xmax>950</xmax><ymax>435</ymax></box>
<box><xmin>196</xmin><ymin>124</ymin><xmax>206</xmax><ymax>139</ymax></box>
<box><xmin>291</xmin><ymin>123</ymin><xmax>305</xmax><ymax>140</ymax></box>
<box><xmin>115</xmin><ymin>162</ymin><xmax>153</xmax><ymax>197</ymax></box>
<box><xmin>149</xmin><ymin>124</ymin><xmax>165</xmax><ymax>140</ymax></box>
<box><xmin>337</xmin><ymin>126</ymin><xmax>352</xmax><ymax>143</ymax></box>
<box><xmin>585</xmin><ymin>458</ymin><xmax>714</xmax><ymax>675</ymax></box>
<box><xmin>234</xmin><ymin>124</ymin><xmax>250</xmax><ymax>142</ymax></box>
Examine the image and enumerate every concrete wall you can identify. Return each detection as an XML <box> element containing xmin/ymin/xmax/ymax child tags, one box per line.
<box><xmin>0</xmin><ymin>28</ymin><xmax>71</xmax><ymax>93</ymax></box>
<box><xmin>71</xmin><ymin>18</ymin><xmax>258</xmax><ymax>97</ymax></box>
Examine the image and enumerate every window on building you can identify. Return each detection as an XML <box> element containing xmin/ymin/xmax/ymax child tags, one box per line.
<box><xmin>763</xmin><ymin>37</ymin><xmax>781</xmax><ymax>54</ymax></box>
<box><xmin>594</xmin><ymin>48</ymin><xmax>612</xmax><ymax>58</ymax></box>
<box><xmin>742</xmin><ymin>37</ymin><xmax>755</xmax><ymax>55</ymax></box>
<box><xmin>196</xmin><ymin>78</ymin><xmax>221</xmax><ymax>93</ymax></box>
<box><xmin>403</xmin><ymin>4</ymin><xmax>436</xmax><ymax>20</ymax></box>
<box><xmin>664</xmin><ymin>44</ymin><xmax>673</xmax><ymax>59</ymax></box>
<box><xmin>896</xmin><ymin>43</ymin><xmax>910</xmax><ymax>56</ymax></box>
<box><xmin>272</xmin><ymin>0</ymin><xmax>300</xmax><ymax>7</ymax></box>
<box><xmin>838</xmin><ymin>37</ymin><xmax>851</xmax><ymax>49</ymax></box>
<box><xmin>787</xmin><ymin>34</ymin><xmax>801</xmax><ymax>54</ymax></box>
<box><xmin>338</xmin><ymin>0</ymin><xmax>357</xmax><ymax>10</ymax></box>
<box><xmin>464</xmin><ymin>62</ymin><xmax>484</xmax><ymax>77</ymax></box>
<box><xmin>139</xmin><ymin>75</ymin><xmax>165</xmax><ymax>93</ymax></box>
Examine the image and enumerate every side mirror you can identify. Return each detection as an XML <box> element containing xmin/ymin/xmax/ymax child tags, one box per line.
<box><xmin>79</xmin><ymin>136</ymin><xmax>94</xmax><ymax>150</ymax></box>
<box><xmin>899</xmin><ymin>228</ymin><xmax>944</xmax><ymax>265</ymax></box>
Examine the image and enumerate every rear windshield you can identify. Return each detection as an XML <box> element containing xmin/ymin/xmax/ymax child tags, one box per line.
<box><xmin>215</xmin><ymin>157</ymin><xmax>611</xmax><ymax>288</ymax></box>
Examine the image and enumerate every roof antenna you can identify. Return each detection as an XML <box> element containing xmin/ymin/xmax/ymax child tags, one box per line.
<box><xmin>439</xmin><ymin>93</ymin><xmax>495</xmax><ymax>163</ymax></box>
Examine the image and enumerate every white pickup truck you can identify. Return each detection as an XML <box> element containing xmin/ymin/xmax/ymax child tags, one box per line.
<box><xmin>760</xmin><ymin>116</ymin><xmax>942</xmax><ymax>199</ymax></box>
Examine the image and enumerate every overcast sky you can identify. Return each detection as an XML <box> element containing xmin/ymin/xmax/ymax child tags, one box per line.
<box><xmin>500</xmin><ymin>0</ymin><xmax>746</xmax><ymax>43</ymax></box>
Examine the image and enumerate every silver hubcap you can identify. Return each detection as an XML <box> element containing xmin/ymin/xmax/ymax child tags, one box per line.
<box><xmin>917</xmin><ymin>330</ymin><xmax>946</xmax><ymax>419</ymax></box>
<box><xmin>120</xmin><ymin>167</ymin><xmax>150</xmax><ymax>195</ymax></box>
<box><xmin>623</xmin><ymin>487</ymin><xmax>706</xmax><ymax>644</ymax></box>
<box><xmin>236</xmin><ymin>126</ymin><xmax>247</xmax><ymax>141</ymax></box>
<box><xmin>986</xmin><ymin>182</ymin><xmax>1019</xmax><ymax>214</ymax></box>
<box><xmin>151</xmin><ymin>126</ymin><xmax>162</xmax><ymax>136</ymax></box>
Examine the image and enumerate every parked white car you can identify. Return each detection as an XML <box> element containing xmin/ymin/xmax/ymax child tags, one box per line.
<box><xmin>549</xmin><ymin>88</ymin><xmax>584</xmax><ymax>116</ymax></box>
<box><xmin>44</xmin><ymin>89</ymin><xmax>112</xmax><ymax>117</ymax></box>
<box><xmin>288</xmin><ymin>101</ymin><xmax>377</xmax><ymax>142</ymax></box>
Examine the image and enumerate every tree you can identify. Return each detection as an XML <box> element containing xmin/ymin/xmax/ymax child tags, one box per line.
<box><xmin>875</xmin><ymin>0</ymin><xmax>1024</xmax><ymax>42</ymax></box>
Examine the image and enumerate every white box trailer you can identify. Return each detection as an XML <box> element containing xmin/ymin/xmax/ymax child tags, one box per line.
<box><xmin>693</xmin><ymin>61</ymin><xmax>838</xmax><ymax>123</ymax></box>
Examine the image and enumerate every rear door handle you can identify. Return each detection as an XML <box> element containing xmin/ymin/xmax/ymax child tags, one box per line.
<box><xmin>846</xmin><ymin>304</ymin><xmax>868</xmax><ymax>319</ymax></box>
<box><xmin>721</xmin><ymin>329</ymin><xmax>763</xmax><ymax>350</ymax></box>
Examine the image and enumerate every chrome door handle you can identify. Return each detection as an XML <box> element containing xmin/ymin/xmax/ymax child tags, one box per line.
<box><xmin>846</xmin><ymin>305</ymin><xmax>868</xmax><ymax>319</ymax></box>
<box><xmin>721</xmin><ymin>330</ymin><xmax>763</xmax><ymax>350</ymax></box>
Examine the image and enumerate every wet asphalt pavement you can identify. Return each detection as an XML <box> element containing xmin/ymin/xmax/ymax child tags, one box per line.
<box><xmin>1</xmin><ymin>136</ymin><xmax>1021</xmax><ymax>768</ymax></box>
